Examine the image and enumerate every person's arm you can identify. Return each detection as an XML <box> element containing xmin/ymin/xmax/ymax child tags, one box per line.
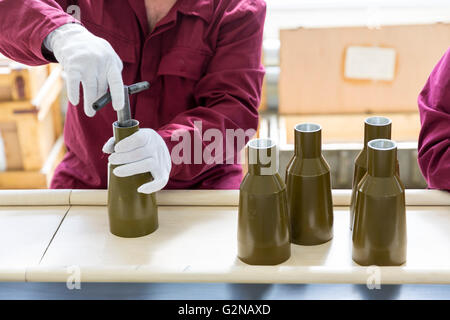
<box><xmin>0</xmin><ymin>0</ymin><xmax>76</xmax><ymax>65</ymax></box>
<box><xmin>0</xmin><ymin>0</ymin><xmax>125</xmax><ymax>115</ymax></box>
<box><xmin>102</xmin><ymin>0</ymin><xmax>266</xmax><ymax>194</ymax></box>
<box><xmin>417</xmin><ymin>48</ymin><xmax>450</xmax><ymax>190</ymax></box>
<box><xmin>158</xmin><ymin>0</ymin><xmax>266</xmax><ymax>181</ymax></box>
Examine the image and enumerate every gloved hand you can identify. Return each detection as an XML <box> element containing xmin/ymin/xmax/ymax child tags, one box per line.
<box><xmin>44</xmin><ymin>23</ymin><xmax>124</xmax><ymax>117</ymax></box>
<box><xmin>102</xmin><ymin>129</ymin><xmax>172</xmax><ymax>194</ymax></box>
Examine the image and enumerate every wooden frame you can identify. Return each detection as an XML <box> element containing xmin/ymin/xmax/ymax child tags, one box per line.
<box><xmin>0</xmin><ymin>59</ymin><xmax>48</xmax><ymax>102</ymax></box>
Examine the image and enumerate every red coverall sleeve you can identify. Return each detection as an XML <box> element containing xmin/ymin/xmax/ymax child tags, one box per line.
<box><xmin>0</xmin><ymin>0</ymin><xmax>77</xmax><ymax>65</ymax></box>
<box><xmin>157</xmin><ymin>1</ymin><xmax>266</xmax><ymax>181</ymax></box>
<box><xmin>417</xmin><ymin>48</ymin><xmax>450</xmax><ymax>191</ymax></box>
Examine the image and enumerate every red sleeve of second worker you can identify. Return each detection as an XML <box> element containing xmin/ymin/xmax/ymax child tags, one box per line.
<box><xmin>0</xmin><ymin>0</ymin><xmax>78</xmax><ymax>65</ymax></box>
<box><xmin>417</xmin><ymin>48</ymin><xmax>450</xmax><ymax>191</ymax></box>
<box><xmin>157</xmin><ymin>0</ymin><xmax>266</xmax><ymax>181</ymax></box>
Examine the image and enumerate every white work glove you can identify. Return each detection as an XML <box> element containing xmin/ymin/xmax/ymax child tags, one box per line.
<box><xmin>103</xmin><ymin>129</ymin><xmax>172</xmax><ymax>194</ymax></box>
<box><xmin>44</xmin><ymin>23</ymin><xmax>124</xmax><ymax>117</ymax></box>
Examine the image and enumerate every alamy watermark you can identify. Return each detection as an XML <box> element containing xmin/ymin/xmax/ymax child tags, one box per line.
<box><xmin>169</xmin><ymin>121</ymin><xmax>277</xmax><ymax>175</ymax></box>
<box><xmin>66</xmin><ymin>265</ymin><xmax>81</xmax><ymax>290</ymax></box>
<box><xmin>366</xmin><ymin>265</ymin><xmax>381</xmax><ymax>290</ymax></box>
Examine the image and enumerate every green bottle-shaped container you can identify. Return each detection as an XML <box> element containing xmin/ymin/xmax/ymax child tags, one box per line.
<box><xmin>352</xmin><ymin>139</ymin><xmax>407</xmax><ymax>266</ymax></box>
<box><xmin>350</xmin><ymin>116</ymin><xmax>392</xmax><ymax>230</ymax></box>
<box><xmin>108</xmin><ymin>120</ymin><xmax>158</xmax><ymax>238</ymax></box>
<box><xmin>286</xmin><ymin>123</ymin><xmax>333</xmax><ymax>245</ymax></box>
<box><xmin>238</xmin><ymin>138</ymin><xmax>291</xmax><ymax>265</ymax></box>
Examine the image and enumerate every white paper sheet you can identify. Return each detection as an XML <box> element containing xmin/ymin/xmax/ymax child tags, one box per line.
<box><xmin>345</xmin><ymin>46</ymin><xmax>396</xmax><ymax>81</ymax></box>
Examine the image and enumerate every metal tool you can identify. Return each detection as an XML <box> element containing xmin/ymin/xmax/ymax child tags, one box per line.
<box><xmin>92</xmin><ymin>81</ymin><xmax>150</xmax><ymax>127</ymax></box>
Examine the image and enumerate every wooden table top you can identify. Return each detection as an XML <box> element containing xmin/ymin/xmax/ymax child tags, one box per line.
<box><xmin>0</xmin><ymin>189</ymin><xmax>449</xmax><ymax>284</ymax></box>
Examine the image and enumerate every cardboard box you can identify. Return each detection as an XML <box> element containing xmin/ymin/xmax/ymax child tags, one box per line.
<box><xmin>279</xmin><ymin>24</ymin><xmax>450</xmax><ymax>114</ymax></box>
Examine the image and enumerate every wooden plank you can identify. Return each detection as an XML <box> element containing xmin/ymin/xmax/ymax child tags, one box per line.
<box><xmin>15</xmin><ymin>113</ymin><xmax>43</xmax><ymax>170</ymax></box>
<box><xmin>15</xmin><ymin>66</ymin><xmax>49</xmax><ymax>101</ymax></box>
<box><xmin>51</xmin><ymin>97</ymin><xmax>63</xmax><ymax>138</ymax></box>
<box><xmin>35</xmin><ymin>66</ymin><xmax>62</xmax><ymax>121</ymax></box>
<box><xmin>0</xmin><ymin>133</ymin><xmax>65</xmax><ymax>189</ymax></box>
<box><xmin>0</xmin><ymin>121</ymin><xmax>23</xmax><ymax>170</ymax></box>
<box><xmin>280</xmin><ymin>113</ymin><xmax>421</xmax><ymax>144</ymax></box>
<box><xmin>37</xmin><ymin>110</ymin><xmax>56</xmax><ymax>170</ymax></box>
<box><xmin>0</xmin><ymin>57</ymin><xmax>48</xmax><ymax>102</ymax></box>
<box><xmin>259</xmin><ymin>52</ymin><xmax>267</xmax><ymax>112</ymax></box>
<box><xmin>42</xmin><ymin>136</ymin><xmax>66</xmax><ymax>187</ymax></box>
<box><xmin>0</xmin><ymin>171</ymin><xmax>47</xmax><ymax>189</ymax></box>
<box><xmin>279</xmin><ymin>24</ymin><xmax>450</xmax><ymax>114</ymax></box>
<box><xmin>0</xmin><ymin>101</ymin><xmax>34</xmax><ymax>121</ymax></box>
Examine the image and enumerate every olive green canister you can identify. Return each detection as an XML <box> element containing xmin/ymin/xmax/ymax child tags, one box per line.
<box><xmin>285</xmin><ymin>123</ymin><xmax>333</xmax><ymax>245</ymax></box>
<box><xmin>108</xmin><ymin>120</ymin><xmax>158</xmax><ymax>238</ymax></box>
<box><xmin>350</xmin><ymin>116</ymin><xmax>392</xmax><ymax>230</ymax></box>
<box><xmin>238</xmin><ymin>138</ymin><xmax>291</xmax><ymax>265</ymax></box>
<box><xmin>352</xmin><ymin>139</ymin><xmax>407</xmax><ymax>266</ymax></box>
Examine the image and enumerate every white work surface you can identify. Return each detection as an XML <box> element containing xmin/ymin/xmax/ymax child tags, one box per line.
<box><xmin>0</xmin><ymin>189</ymin><xmax>449</xmax><ymax>284</ymax></box>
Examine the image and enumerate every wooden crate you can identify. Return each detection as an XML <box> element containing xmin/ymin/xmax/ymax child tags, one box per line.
<box><xmin>0</xmin><ymin>65</ymin><xmax>64</xmax><ymax>188</ymax></box>
<box><xmin>0</xmin><ymin>136</ymin><xmax>66</xmax><ymax>189</ymax></box>
<box><xmin>279</xmin><ymin>24</ymin><xmax>450</xmax><ymax>114</ymax></box>
<box><xmin>0</xmin><ymin>56</ymin><xmax>48</xmax><ymax>102</ymax></box>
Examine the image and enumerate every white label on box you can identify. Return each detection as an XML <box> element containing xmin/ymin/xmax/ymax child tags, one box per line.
<box><xmin>344</xmin><ymin>46</ymin><xmax>396</xmax><ymax>81</ymax></box>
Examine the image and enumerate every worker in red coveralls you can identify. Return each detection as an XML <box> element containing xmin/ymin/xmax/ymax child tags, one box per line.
<box><xmin>0</xmin><ymin>0</ymin><xmax>266</xmax><ymax>192</ymax></box>
<box><xmin>418</xmin><ymin>49</ymin><xmax>450</xmax><ymax>191</ymax></box>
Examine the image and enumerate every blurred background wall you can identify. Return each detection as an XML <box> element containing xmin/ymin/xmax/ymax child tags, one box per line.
<box><xmin>258</xmin><ymin>0</ymin><xmax>450</xmax><ymax>188</ymax></box>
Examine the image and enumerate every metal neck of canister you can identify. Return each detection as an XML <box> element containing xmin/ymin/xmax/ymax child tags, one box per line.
<box><xmin>367</xmin><ymin>139</ymin><xmax>397</xmax><ymax>177</ymax></box>
<box><xmin>247</xmin><ymin>138</ymin><xmax>278</xmax><ymax>175</ymax></box>
<box><xmin>294</xmin><ymin>123</ymin><xmax>322</xmax><ymax>158</ymax></box>
<box><xmin>364</xmin><ymin>116</ymin><xmax>392</xmax><ymax>148</ymax></box>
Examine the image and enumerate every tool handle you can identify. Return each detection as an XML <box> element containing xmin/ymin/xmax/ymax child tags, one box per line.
<box><xmin>92</xmin><ymin>81</ymin><xmax>150</xmax><ymax>112</ymax></box>
<box><xmin>92</xmin><ymin>92</ymin><xmax>112</xmax><ymax>112</ymax></box>
<box><xmin>128</xmin><ymin>81</ymin><xmax>150</xmax><ymax>95</ymax></box>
